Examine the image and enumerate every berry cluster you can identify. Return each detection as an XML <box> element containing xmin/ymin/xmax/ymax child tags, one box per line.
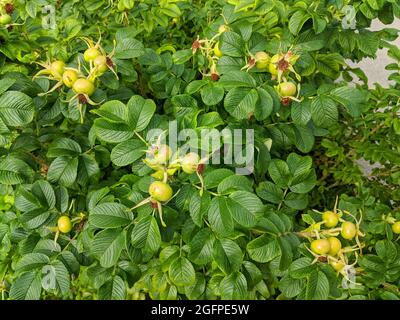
<box><xmin>300</xmin><ymin>198</ymin><xmax>365</xmax><ymax>285</ymax></box>
<box><xmin>243</xmin><ymin>50</ymin><xmax>301</xmax><ymax>105</ymax></box>
<box><xmin>33</xmin><ymin>36</ymin><xmax>117</xmax><ymax>122</ymax></box>
<box><xmin>191</xmin><ymin>24</ymin><xmax>230</xmax><ymax>81</ymax></box>
<box><xmin>193</xmin><ymin>23</ymin><xmax>301</xmax><ymax>106</ymax></box>
<box><xmin>133</xmin><ymin>141</ymin><xmax>207</xmax><ymax>227</ymax></box>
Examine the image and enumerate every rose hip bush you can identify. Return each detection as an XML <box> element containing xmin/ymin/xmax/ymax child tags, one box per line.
<box><xmin>0</xmin><ymin>0</ymin><xmax>399</xmax><ymax>300</ymax></box>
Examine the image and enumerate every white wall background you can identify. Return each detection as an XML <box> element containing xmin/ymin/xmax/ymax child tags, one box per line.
<box><xmin>351</xmin><ymin>19</ymin><xmax>399</xmax><ymax>174</ymax></box>
<box><xmin>348</xmin><ymin>19</ymin><xmax>400</xmax><ymax>87</ymax></box>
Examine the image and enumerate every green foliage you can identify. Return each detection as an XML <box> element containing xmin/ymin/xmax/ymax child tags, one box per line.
<box><xmin>0</xmin><ymin>0</ymin><xmax>399</xmax><ymax>301</ymax></box>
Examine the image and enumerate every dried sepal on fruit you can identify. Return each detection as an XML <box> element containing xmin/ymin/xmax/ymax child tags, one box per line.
<box><xmin>81</xmin><ymin>35</ymin><xmax>118</xmax><ymax>79</ymax></box>
<box><xmin>268</xmin><ymin>50</ymin><xmax>300</xmax><ymax>82</ymax></box>
<box><xmin>33</xmin><ymin>60</ymin><xmax>66</xmax><ymax>96</ymax></box>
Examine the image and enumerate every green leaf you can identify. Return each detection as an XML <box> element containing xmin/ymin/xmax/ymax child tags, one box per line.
<box><xmin>111</xmin><ymin>139</ymin><xmax>146</xmax><ymax>166</ymax></box>
<box><xmin>247</xmin><ymin>235</ymin><xmax>280</xmax><ymax>263</ymax></box>
<box><xmin>277</xmin><ymin>235</ymin><xmax>295</xmax><ymax>270</ymax></box>
<box><xmin>0</xmin><ymin>156</ymin><xmax>33</xmax><ymax>185</ymax></box>
<box><xmin>173</xmin><ymin>49</ymin><xmax>193</xmax><ymax>64</ymax></box>
<box><xmin>257</xmin><ymin>212</ymin><xmax>292</xmax><ymax>234</ymax></box>
<box><xmin>291</xmin><ymin>100</ymin><xmax>312</xmax><ymax>126</ymax></box>
<box><xmin>219</xmin><ymin>71</ymin><xmax>256</xmax><ymax>88</ymax></box>
<box><xmin>204</xmin><ymin>169</ymin><xmax>234</xmax><ymax>189</ymax></box>
<box><xmin>289</xmin><ymin>10</ymin><xmax>310</xmax><ymax>35</ymax></box>
<box><xmin>94</xmin><ymin>119</ymin><xmax>134</xmax><ymax>143</ymax></box>
<box><xmin>0</xmin><ymin>116</ymin><xmax>9</xmax><ymax>133</ymax></box>
<box><xmin>185</xmin><ymin>273</ymin><xmax>206</xmax><ymax>300</ymax></box>
<box><xmin>51</xmin><ymin>260</ymin><xmax>71</xmax><ymax>295</ymax></box>
<box><xmin>313</xmin><ymin>15</ymin><xmax>327</xmax><ymax>34</ymax></box>
<box><xmin>284</xmin><ymin>192</ymin><xmax>308</xmax><ymax>210</ymax></box>
<box><xmin>279</xmin><ymin>275</ymin><xmax>304</xmax><ymax>298</ymax></box>
<box><xmin>234</xmin><ymin>0</ymin><xmax>255</xmax><ymax>12</ymax></box>
<box><xmin>47</xmin><ymin>138</ymin><xmax>82</xmax><ymax>158</ymax></box>
<box><xmin>329</xmin><ymin>86</ymin><xmax>366</xmax><ymax>117</ymax></box>
<box><xmin>242</xmin><ymin>261</ymin><xmax>263</xmax><ymax>288</ymax></box>
<box><xmin>201</xmin><ymin>83</ymin><xmax>224</xmax><ymax>106</ymax></box>
<box><xmin>0</xmin><ymin>91</ymin><xmax>34</xmax><ymax>126</ymax></box>
<box><xmin>256</xmin><ymin>181</ymin><xmax>284</xmax><ymax>204</ymax></box>
<box><xmin>15</xmin><ymin>253</ymin><xmax>50</xmax><ymax>272</ymax></box>
<box><xmin>31</xmin><ymin>180</ymin><xmax>56</xmax><ymax>209</ymax></box>
<box><xmin>169</xmin><ymin>257</ymin><xmax>196</xmax><ymax>286</ymax></box>
<box><xmin>98</xmin><ymin>275</ymin><xmax>127</xmax><ymax>300</ymax></box>
<box><xmin>171</xmin><ymin>94</ymin><xmax>198</xmax><ymax>109</ymax></box>
<box><xmin>197</xmin><ymin>112</ymin><xmax>224</xmax><ymax>128</ymax></box>
<box><xmin>293</xmin><ymin>125</ymin><xmax>315</xmax><ymax>153</ymax></box>
<box><xmin>47</xmin><ymin>157</ymin><xmax>78</xmax><ymax>187</ymax></box>
<box><xmin>34</xmin><ymin>239</ymin><xmax>61</xmax><ymax>256</ymax></box>
<box><xmin>159</xmin><ymin>285</ymin><xmax>178</xmax><ymax>300</ymax></box>
<box><xmin>0</xmin><ymin>78</ymin><xmax>16</xmax><ymax>95</ymax></box>
<box><xmin>159</xmin><ymin>3</ymin><xmax>181</xmax><ymax>17</ymax></box>
<box><xmin>311</xmin><ymin>95</ymin><xmax>338</xmax><ymax>127</ymax></box>
<box><xmin>188</xmin><ymin>228</ymin><xmax>214</xmax><ymax>265</ymax></box>
<box><xmin>207</xmin><ymin>197</ymin><xmax>234</xmax><ymax>236</ymax></box>
<box><xmin>220</xmin><ymin>31</ymin><xmax>245</xmax><ymax>57</ymax></box>
<box><xmin>84</xmin><ymin>0</ymin><xmax>104</xmax><ymax>11</ymax></box>
<box><xmin>213</xmin><ymin>238</ymin><xmax>243</xmax><ymax>274</ymax></box>
<box><xmin>87</xmin><ymin>187</ymin><xmax>112</xmax><ymax>211</ymax></box>
<box><xmin>92</xmin><ymin>100</ymin><xmax>127</xmax><ymax>122</ymax></box>
<box><xmin>92</xmin><ymin>229</ymin><xmax>126</xmax><ymax>268</ymax></box>
<box><xmin>375</xmin><ymin>240</ymin><xmax>398</xmax><ymax>263</ymax></box>
<box><xmin>175</xmin><ymin>184</ymin><xmax>196</xmax><ymax>212</ymax></box>
<box><xmin>127</xmin><ymin>95</ymin><xmax>156</xmax><ymax>131</ymax></box>
<box><xmin>20</xmin><ymin>208</ymin><xmax>51</xmax><ymax>230</ymax></box>
<box><xmin>89</xmin><ymin>203</ymin><xmax>133</xmax><ymax>228</ymax></box>
<box><xmin>268</xmin><ymin>159</ymin><xmax>291</xmax><ymax>188</ymax></box>
<box><xmin>217</xmin><ymin>175</ymin><xmax>253</xmax><ymax>194</ymax></box>
<box><xmin>227</xmin><ymin>191</ymin><xmax>263</xmax><ymax>227</ymax></box>
<box><xmin>366</xmin><ymin>0</ymin><xmax>382</xmax><ymax>10</ymax></box>
<box><xmin>160</xmin><ymin>245</ymin><xmax>180</xmax><ymax>272</ymax></box>
<box><xmin>236</xmin><ymin>21</ymin><xmax>253</xmax><ymax>41</ymax></box>
<box><xmin>297</xmin><ymin>39</ymin><xmax>325</xmax><ymax>51</ymax></box>
<box><xmin>306</xmin><ymin>271</ymin><xmax>330</xmax><ymax>300</ymax></box>
<box><xmin>289</xmin><ymin>170</ymin><xmax>316</xmax><ymax>194</ymax></box>
<box><xmin>131</xmin><ymin>215</ymin><xmax>161</xmax><ymax>253</ymax></box>
<box><xmin>0</xmin><ymin>224</ymin><xmax>8</xmax><ymax>242</ymax></box>
<box><xmin>219</xmin><ymin>272</ymin><xmax>247</xmax><ymax>300</ymax></box>
<box><xmin>378</xmin><ymin>3</ymin><xmax>394</xmax><ymax>24</ymax></box>
<box><xmin>77</xmin><ymin>154</ymin><xmax>100</xmax><ymax>186</ymax></box>
<box><xmin>9</xmin><ymin>271</ymin><xmax>42</xmax><ymax>300</ymax></box>
<box><xmin>224</xmin><ymin>87</ymin><xmax>258</xmax><ymax>119</ymax></box>
<box><xmin>185</xmin><ymin>80</ymin><xmax>208</xmax><ymax>94</ymax></box>
<box><xmin>255</xmin><ymin>88</ymin><xmax>273</xmax><ymax>121</ymax></box>
<box><xmin>286</xmin><ymin>153</ymin><xmax>312</xmax><ymax>178</ymax></box>
<box><xmin>115</xmin><ymin>38</ymin><xmax>145</xmax><ymax>59</ymax></box>
<box><xmin>359</xmin><ymin>255</ymin><xmax>385</xmax><ymax>273</ymax></box>
<box><xmin>189</xmin><ymin>191</ymin><xmax>211</xmax><ymax>227</ymax></box>
<box><xmin>289</xmin><ymin>257</ymin><xmax>315</xmax><ymax>279</ymax></box>
<box><xmin>62</xmin><ymin>18</ymin><xmax>81</xmax><ymax>39</ymax></box>
<box><xmin>58</xmin><ymin>251</ymin><xmax>79</xmax><ymax>274</ymax></box>
<box><xmin>316</xmin><ymin>53</ymin><xmax>344</xmax><ymax>79</ymax></box>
